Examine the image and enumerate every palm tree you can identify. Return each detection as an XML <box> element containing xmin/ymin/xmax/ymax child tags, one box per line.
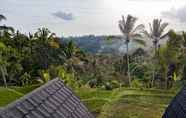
<box><xmin>0</xmin><ymin>42</ymin><xmax>8</xmax><ymax>88</ymax></box>
<box><xmin>182</xmin><ymin>32</ymin><xmax>186</xmax><ymax>51</ymax></box>
<box><xmin>33</xmin><ymin>28</ymin><xmax>56</xmax><ymax>69</ymax></box>
<box><xmin>0</xmin><ymin>14</ymin><xmax>14</xmax><ymax>38</ymax></box>
<box><xmin>63</xmin><ymin>40</ymin><xmax>78</xmax><ymax>59</ymax></box>
<box><xmin>0</xmin><ymin>14</ymin><xmax>8</xmax><ymax>88</ymax></box>
<box><xmin>144</xmin><ymin>19</ymin><xmax>168</xmax><ymax>87</ymax></box>
<box><xmin>118</xmin><ymin>15</ymin><xmax>145</xmax><ymax>87</ymax></box>
<box><xmin>144</xmin><ymin>19</ymin><xmax>168</xmax><ymax>57</ymax></box>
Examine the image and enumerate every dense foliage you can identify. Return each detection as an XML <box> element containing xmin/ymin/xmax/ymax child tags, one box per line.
<box><xmin>0</xmin><ymin>22</ymin><xmax>83</xmax><ymax>87</ymax></box>
<box><xmin>1</xmin><ymin>14</ymin><xmax>186</xmax><ymax>90</ymax></box>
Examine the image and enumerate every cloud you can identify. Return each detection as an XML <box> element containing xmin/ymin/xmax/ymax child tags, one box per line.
<box><xmin>162</xmin><ymin>6</ymin><xmax>186</xmax><ymax>23</ymax></box>
<box><xmin>52</xmin><ymin>11</ymin><xmax>74</xmax><ymax>21</ymax></box>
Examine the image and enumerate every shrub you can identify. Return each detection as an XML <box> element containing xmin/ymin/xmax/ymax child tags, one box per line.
<box><xmin>104</xmin><ymin>82</ymin><xmax>113</xmax><ymax>90</ymax></box>
<box><xmin>20</xmin><ymin>72</ymin><xmax>31</xmax><ymax>86</ymax></box>
<box><xmin>131</xmin><ymin>79</ymin><xmax>143</xmax><ymax>88</ymax></box>
<box><xmin>87</xmin><ymin>79</ymin><xmax>97</xmax><ymax>88</ymax></box>
<box><xmin>110</xmin><ymin>80</ymin><xmax>120</xmax><ymax>89</ymax></box>
<box><xmin>57</xmin><ymin>66</ymin><xmax>78</xmax><ymax>89</ymax></box>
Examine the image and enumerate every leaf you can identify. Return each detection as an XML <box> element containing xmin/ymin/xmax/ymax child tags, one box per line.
<box><xmin>0</xmin><ymin>42</ymin><xmax>6</xmax><ymax>49</ymax></box>
<box><xmin>0</xmin><ymin>15</ymin><xmax>6</xmax><ymax>21</ymax></box>
<box><xmin>159</xmin><ymin>23</ymin><xmax>169</xmax><ymax>35</ymax></box>
<box><xmin>133</xmin><ymin>39</ymin><xmax>146</xmax><ymax>46</ymax></box>
<box><xmin>143</xmin><ymin>30</ymin><xmax>151</xmax><ymax>39</ymax></box>
<box><xmin>160</xmin><ymin>32</ymin><xmax>168</xmax><ymax>40</ymax></box>
<box><xmin>132</xmin><ymin>24</ymin><xmax>145</xmax><ymax>34</ymax></box>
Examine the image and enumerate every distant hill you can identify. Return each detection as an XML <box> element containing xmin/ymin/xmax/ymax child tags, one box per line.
<box><xmin>61</xmin><ymin>35</ymin><xmax>140</xmax><ymax>55</ymax></box>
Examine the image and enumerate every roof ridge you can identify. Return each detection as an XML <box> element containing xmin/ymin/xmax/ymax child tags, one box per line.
<box><xmin>0</xmin><ymin>78</ymin><xmax>94</xmax><ymax>118</ymax></box>
<box><xmin>1</xmin><ymin>78</ymin><xmax>61</xmax><ymax>110</ymax></box>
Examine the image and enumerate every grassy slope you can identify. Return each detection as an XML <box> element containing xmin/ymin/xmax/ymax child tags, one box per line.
<box><xmin>75</xmin><ymin>87</ymin><xmax>178</xmax><ymax>118</ymax></box>
<box><xmin>0</xmin><ymin>85</ymin><xmax>41</xmax><ymax>107</ymax></box>
<box><xmin>97</xmin><ymin>89</ymin><xmax>175</xmax><ymax>118</ymax></box>
<box><xmin>0</xmin><ymin>85</ymin><xmax>180</xmax><ymax>118</ymax></box>
<box><xmin>0</xmin><ymin>87</ymin><xmax>23</xmax><ymax>107</ymax></box>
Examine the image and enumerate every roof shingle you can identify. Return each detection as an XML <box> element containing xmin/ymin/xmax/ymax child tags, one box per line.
<box><xmin>163</xmin><ymin>86</ymin><xmax>186</xmax><ymax>118</ymax></box>
<box><xmin>0</xmin><ymin>78</ymin><xmax>94</xmax><ymax>118</ymax></box>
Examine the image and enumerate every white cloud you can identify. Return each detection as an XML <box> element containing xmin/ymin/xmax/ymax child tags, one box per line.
<box><xmin>52</xmin><ymin>11</ymin><xmax>74</xmax><ymax>21</ymax></box>
<box><xmin>162</xmin><ymin>6</ymin><xmax>186</xmax><ymax>23</ymax></box>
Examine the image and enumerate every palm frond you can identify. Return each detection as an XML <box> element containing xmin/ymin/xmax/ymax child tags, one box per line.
<box><xmin>119</xmin><ymin>21</ymin><xmax>126</xmax><ymax>34</ymax></box>
<box><xmin>48</xmin><ymin>33</ymin><xmax>56</xmax><ymax>40</ymax></box>
<box><xmin>149</xmin><ymin>23</ymin><xmax>153</xmax><ymax>35</ymax></box>
<box><xmin>121</xmin><ymin>15</ymin><xmax>126</xmax><ymax>27</ymax></box>
<box><xmin>132</xmin><ymin>33</ymin><xmax>143</xmax><ymax>39</ymax></box>
<box><xmin>160</xmin><ymin>32</ymin><xmax>168</xmax><ymax>40</ymax></box>
<box><xmin>148</xmin><ymin>19</ymin><xmax>168</xmax><ymax>41</ymax></box>
<box><xmin>119</xmin><ymin>14</ymin><xmax>144</xmax><ymax>45</ymax></box>
<box><xmin>0</xmin><ymin>15</ymin><xmax>6</xmax><ymax>21</ymax></box>
<box><xmin>159</xmin><ymin>22</ymin><xmax>168</xmax><ymax>36</ymax></box>
<box><xmin>0</xmin><ymin>26</ymin><xmax>14</xmax><ymax>33</ymax></box>
<box><xmin>153</xmin><ymin>19</ymin><xmax>160</xmax><ymax>37</ymax></box>
<box><xmin>133</xmin><ymin>38</ymin><xmax>146</xmax><ymax>46</ymax></box>
<box><xmin>125</xmin><ymin>15</ymin><xmax>137</xmax><ymax>33</ymax></box>
<box><xmin>132</xmin><ymin>24</ymin><xmax>145</xmax><ymax>34</ymax></box>
<box><xmin>143</xmin><ymin>30</ymin><xmax>151</xmax><ymax>39</ymax></box>
<box><xmin>119</xmin><ymin>15</ymin><xmax>138</xmax><ymax>36</ymax></box>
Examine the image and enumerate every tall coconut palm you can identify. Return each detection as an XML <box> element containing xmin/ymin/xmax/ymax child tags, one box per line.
<box><xmin>0</xmin><ymin>42</ymin><xmax>8</xmax><ymax>88</ymax></box>
<box><xmin>118</xmin><ymin>15</ymin><xmax>145</xmax><ymax>87</ymax></box>
<box><xmin>144</xmin><ymin>19</ymin><xmax>168</xmax><ymax>57</ymax></box>
<box><xmin>144</xmin><ymin>19</ymin><xmax>168</xmax><ymax>87</ymax></box>
<box><xmin>0</xmin><ymin>15</ymin><xmax>7</xmax><ymax>87</ymax></box>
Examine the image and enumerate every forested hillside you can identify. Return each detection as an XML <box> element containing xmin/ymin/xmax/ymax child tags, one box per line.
<box><xmin>0</xmin><ymin>14</ymin><xmax>186</xmax><ymax>117</ymax></box>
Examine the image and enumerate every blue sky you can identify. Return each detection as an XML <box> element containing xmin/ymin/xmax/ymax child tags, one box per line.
<box><xmin>1</xmin><ymin>0</ymin><xmax>186</xmax><ymax>36</ymax></box>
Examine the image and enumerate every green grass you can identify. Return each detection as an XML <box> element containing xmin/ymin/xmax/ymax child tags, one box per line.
<box><xmin>74</xmin><ymin>87</ymin><xmax>178</xmax><ymax>118</ymax></box>
<box><xmin>75</xmin><ymin>87</ymin><xmax>113</xmax><ymax>99</ymax></box>
<box><xmin>0</xmin><ymin>85</ymin><xmax>41</xmax><ymax>107</ymax></box>
<box><xmin>74</xmin><ymin>87</ymin><xmax>113</xmax><ymax>114</ymax></box>
<box><xmin>97</xmin><ymin>89</ymin><xmax>176</xmax><ymax>118</ymax></box>
<box><xmin>99</xmin><ymin>102</ymin><xmax>165</xmax><ymax>118</ymax></box>
<box><xmin>10</xmin><ymin>84</ymin><xmax>41</xmax><ymax>94</ymax></box>
<box><xmin>0</xmin><ymin>85</ymin><xmax>181</xmax><ymax>118</ymax></box>
<box><xmin>0</xmin><ymin>87</ymin><xmax>23</xmax><ymax>107</ymax></box>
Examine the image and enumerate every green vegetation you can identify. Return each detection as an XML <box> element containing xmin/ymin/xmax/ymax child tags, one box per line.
<box><xmin>119</xmin><ymin>15</ymin><xmax>146</xmax><ymax>86</ymax></box>
<box><xmin>78</xmin><ymin>88</ymin><xmax>177</xmax><ymax>118</ymax></box>
<box><xmin>0</xmin><ymin>87</ymin><xmax>23</xmax><ymax>106</ymax></box>
<box><xmin>0</xmin><ymin>85</ymin><xmax>41</xmax><ymax>107</ymax></box>
<box><xmin>1</xmin><ymin>13</ymin><xmax>186</xmax><ymax>117</ymax></box>
<box><xmin>0</xmin><ymin>86</ymin><xmax>179</xmax><ymax>118</ymax></box>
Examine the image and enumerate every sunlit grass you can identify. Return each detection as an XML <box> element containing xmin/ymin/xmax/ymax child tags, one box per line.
<box><xmin>0</xmin><ymin>87</ymin><xmax>23</xmax><ymax>107</ymax></box>
<box><xmin>0</xmin><ymin>85</ymin><xmax>179</xmax><ymax>118</ymax></box>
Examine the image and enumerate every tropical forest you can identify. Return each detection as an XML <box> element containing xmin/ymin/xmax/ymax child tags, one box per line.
<box><xmin>1</xmin><ymin>0</ymin><xmax>186</xmax><ymax>118</ymax></box>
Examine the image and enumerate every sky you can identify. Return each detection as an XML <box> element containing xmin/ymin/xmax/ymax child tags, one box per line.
<box><xmin>1</xmin><ymin>0</ymin><xmax>186</xmax><ymax>36</ymax></box>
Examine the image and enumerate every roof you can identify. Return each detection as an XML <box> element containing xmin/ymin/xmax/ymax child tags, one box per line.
<box><xmin>163</xmin><ymin>86</ymin><xmax>186</xmax><ymax>118</ymax></box>
<box><xmin>0</xmin><ymin>78</ymin><xmax>94</xmax><ymax>118</ymax></box>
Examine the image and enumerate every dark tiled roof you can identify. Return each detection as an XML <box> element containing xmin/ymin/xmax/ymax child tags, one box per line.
<box><xmin>163</xmin><ymin>86</ymin><xmax>186</xmax><ymax>118</ymax></box>
<box><xmin>0</xmin><ymin>78</ymin><xmax>94</xmax><ymax>118</ymax></box>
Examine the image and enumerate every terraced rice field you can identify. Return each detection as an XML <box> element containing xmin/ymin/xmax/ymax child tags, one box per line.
<box><xmin>0</xmin><ymin>86</ymin><xmax>180</xmax><ymax>118</ymax></box>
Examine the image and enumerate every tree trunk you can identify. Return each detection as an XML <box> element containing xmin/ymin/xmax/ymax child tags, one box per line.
<box><xmin>0</xmin><ymin>66</ymin><xmax>7</xmax><ymax>88</ymax></box>
<box><xmin>151</xmin><ymin>71</ymin><xmax>155</xmax><ymax>88</ymax></box>
<box><xmin>165</xmin><ymin>75</ymin><xmax>169</xmax><ymax>89</ymax></box>
<box><xmin>126</xmin><ymin>43</ymin><xmax>131</xmax><ymax>87</ymax></box>
<box><xmin>151</xmin><ymin>43</ymin><xmax>158</xmax><ymax>88</ymax></box>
